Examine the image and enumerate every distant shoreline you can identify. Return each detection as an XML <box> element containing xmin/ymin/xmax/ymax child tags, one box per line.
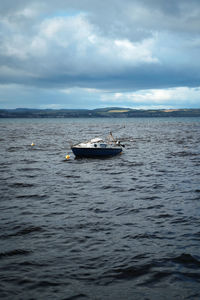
<box><xmin>0</xmin><ymin>108</ymin><xmax>200</xmax><ymax>118</ymax></box>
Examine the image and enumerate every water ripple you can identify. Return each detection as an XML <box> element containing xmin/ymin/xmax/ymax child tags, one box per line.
<box><xmin>1</xmin><ymin>118</ymin><xmax>200</xmax><ymax>299</ymax></box>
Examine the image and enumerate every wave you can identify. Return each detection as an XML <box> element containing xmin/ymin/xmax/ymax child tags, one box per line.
<box><xmin>0</xmin><ymin>249</ymin><xmax>31</xmax><ymax>259</ymax></box>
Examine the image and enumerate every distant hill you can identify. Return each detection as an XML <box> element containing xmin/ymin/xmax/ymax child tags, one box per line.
<box><xmin>0</xmin><ymin>108</ymin><xmax>200</xmax><ymax>118</ymax></box>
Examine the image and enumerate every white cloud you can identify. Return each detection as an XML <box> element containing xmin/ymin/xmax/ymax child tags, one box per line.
<box><xmin>133</xmin><ymin>87</ymin><xmax>200</xmax><ymax>104</ymax></box>
<box><xmin>60</xmin><ymin>88</ymin><xmax>73</xmax><ymax>94</ymax></box>
<box><xmin>83</xmin><ymin>88</ymin><xmax>103</xmax><ymax>93</ymax></box>
<box><xmin>100</xmin><ymin>87</ymin><xmax>200</xmax><ymax>108</ymax></box>
<box><xmin>15</xmin><ymin>6</ymin><xmax>40</xmax><ymax>18</ymax></box>
<box><xmin>114</xmin><ymin>38</ymin><xmax>158</xmax><ymax>63</ymax></box>
<box><xmin>60</xmin><ymin>87</ymin><xmax>106</xmax><ymax>95</ymax></box>
<box><xmin>36</xmin><ymin>14</ymin><xmax>158</xmax><ymax>70</ymax></box>
<box><xmin>30</xmin><ymin>36</ymin><xmax>47</xmax><ymax>56</ymax></box>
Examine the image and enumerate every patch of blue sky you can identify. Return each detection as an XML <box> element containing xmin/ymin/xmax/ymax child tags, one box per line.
<box><xmin>54</xmin><ymin>10</ymin><xmax>83</xmax><ymax>17</ymax></box>
<box><xmin>41</xmin><ymin>9</ymin><xmax>86</xmax><ymax>20</ymax></box>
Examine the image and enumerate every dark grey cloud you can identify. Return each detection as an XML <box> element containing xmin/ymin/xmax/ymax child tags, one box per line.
<box><xmin>49</xmin><ymin>0</ymin><xmax>200</xmax><ymax>36</ymax></box>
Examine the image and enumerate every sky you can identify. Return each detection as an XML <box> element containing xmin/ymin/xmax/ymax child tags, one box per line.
<box><xmin>0</xmin><ymin>0</ymin><xmax>200</xmax><ymax>109</ymax></box>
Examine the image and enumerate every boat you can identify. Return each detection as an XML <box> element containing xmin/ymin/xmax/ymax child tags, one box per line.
<box><xmin>71</xmin><ymin>133</ymin><xmax>124</xmax><ymax>158</ymax></box>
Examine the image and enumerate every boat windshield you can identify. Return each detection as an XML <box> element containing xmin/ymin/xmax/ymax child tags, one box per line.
<box><xmin>90</xmin><ymin>138</ymin><xmax>103</xmax><ymax>143</ymax></box>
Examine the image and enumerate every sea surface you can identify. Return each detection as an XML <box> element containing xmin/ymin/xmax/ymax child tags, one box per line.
<box><xmin>0</xmin><ymin>117</ymin><xmax>200</xmax><ymax>300</ymax></box>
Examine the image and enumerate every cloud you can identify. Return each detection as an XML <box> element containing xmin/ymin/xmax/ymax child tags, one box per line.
<box><xmin>0</xmin><ymin>0</ymin><xmax>200</xmax><ymax>108</ymax></box>
<box><xmin>100</xmin><ymin>86</ymin><xmax>200</xmax><ymax>109</ymax></box>
<box><xmin>0</xmin><ymin>12</ymin><xmax>159</xmax><ymax>85</ymax></box>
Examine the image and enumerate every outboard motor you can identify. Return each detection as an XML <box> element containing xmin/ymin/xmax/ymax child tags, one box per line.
<box><xmin>116</xmin><ymin>140</ymin><xmax>125</xmax><ymax>147</ymax></box>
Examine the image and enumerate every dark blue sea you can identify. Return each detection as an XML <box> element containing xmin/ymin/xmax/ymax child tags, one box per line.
<box><xmin>0</xmin><ymin>117</ymin><xmax>200</xmax><ymax>300</ymax></box>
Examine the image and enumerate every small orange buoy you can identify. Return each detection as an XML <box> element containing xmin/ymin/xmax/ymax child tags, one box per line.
<box><xmin>31</xmin><ymin>142</ymin><xmax>35</xmax><ymax>146</ymax></box>
<box><xmin>66</xmin><ymin>154</ymin><xmax>70</xmax><ymax>160</ymax></box>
